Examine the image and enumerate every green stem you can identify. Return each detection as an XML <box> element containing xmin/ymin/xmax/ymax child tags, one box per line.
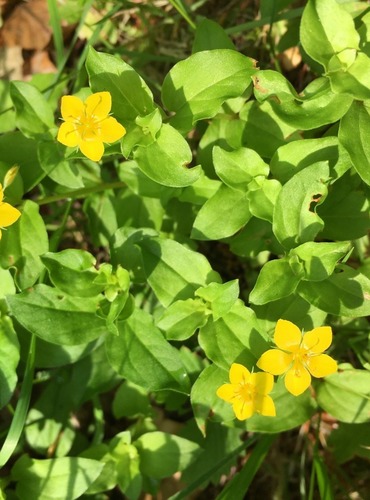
<box><xmin>36</xmin><ymin>180</ymin><xmax>126</xmax><ymax>206</ymax></box>
<box><xmin>0</xmin><ymin>334</ymin><xmax>36</xmax><ymax>468</ymax></box>
<box><xmin>48</xmin><ymin>199</ymin><xmax>73</xmax><ymax>252</ymax></box>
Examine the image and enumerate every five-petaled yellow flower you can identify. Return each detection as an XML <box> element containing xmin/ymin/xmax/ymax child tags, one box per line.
<box><xmin>217</xmin><ymin>363</ymin><xmax>276</xmax><ymax>420</ymax></box>
<box><xmin>0</xmin><ymin>183</ymin><xmax>21</xmax><ymax>239</ymax></box>
<box><xmin>57</xmin><ymin>91</ymin><xmax>126</xmax><ymax>162</ymax></box>
<box><xmin>257</xmin><ymin>319</ymin><xmax>337</xmax><ymax>396</ymax></box>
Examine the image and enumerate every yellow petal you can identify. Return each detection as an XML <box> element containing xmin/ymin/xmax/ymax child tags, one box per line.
<box><xmin>61</xmin><ymin>95</ymin><xmax>84</xmax><ymax>121</ymax></box>
<box><xmin>100</xmin><ymin>117</ymin><xmax>126</xmax><ymax>143</ymax></box>
<box><xmin>79</xmin><ymin>140</ymin><xmax>105</xmax><ymax>162</ymax></box>
<box><xmin>285</xmin><ymin>363</ymin><xmax>311</xmax><ymax>396</ymax></box>
<box><xmin>233</xmin><ymin>399</ymin><xmax>253</xmax><ymax>420</ymax></box>
<box><xmin>254</xmin><ymin>394</ymin><xmax>276</xmax><ymax>416</ymax></box>
<box><xmin>250</xmin><ymin>372</ymin><xmax>274</xmax><ymax>395</ymax></box>
<box><xmin>306</xmin><ymin>354</ymin><xmax>337</xmax><ymax>378</ymax></box>
<box><xmin>216</xmin><ymin>383</ymin><xmax>235</xmax><ymax>403</ymax></box>
<box><xmin>85</xmin><ymin>92</ymin><xmax>111</xmax><ymax>120</ymax></box>
<box><xmin>274</xmin><ymin>319</ymin><xmax>302</xmax><ymax>351</ymax></box>
<box><xmin>0</xmin><ymin>202</ymin><xmax>21</xmax><ymax>227</ymax></box>
<box><xmin>257</xmin><ymin>349</ymin><xmax>293</xmax><ymax>375</ymax></box>
<box><xmin>302</xmin><ymin>326</ymin><xmax>332</xmax><ymax>354</ymax></box>
<box><xmin>57</xmin><ymin>122</ymin><xmax>80</xmax><ymax>147</ymax></box>
<box><xmin>229</xmin><ymin>363</ymin><xmax>250</xmax><ymax>384</ymax></box>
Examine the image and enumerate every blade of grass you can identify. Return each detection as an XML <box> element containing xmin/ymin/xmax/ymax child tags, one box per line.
<box><xmin>216</xmin><ymin>434</ymin><xmax>277</xmax><ymax>500</ymax></box>
<box><xmin>0</xmin><ymin>334</ymin><xmax>36</xmax><ymax>468</ymax></box>
<box><xmin>47</xmin><ymin>0</ymin><xmax>65</xmax><ymax>68</ymax></box>
<box><xmin>313</xmin><ymin>452</ymin><xmax>335</xmax><ymax>500</ymax></box>
<box><xmin>168</xmin><ymin>0</ymin><xmax>196</xmax><ymax>29</ymax></box>
<box><xmin>44</xmin><ymin>0</ymin><xmax>95</xmax><ymax>98</ymax></box>
<box><xmin>169</xmin><ymin>435</ymin><xmax>257</xmax><ymax>500</ymax></box>
<box><xmin>225</xmin><ymin>7</ymin><xmax>304</xmax><ymax>35</ymax></box>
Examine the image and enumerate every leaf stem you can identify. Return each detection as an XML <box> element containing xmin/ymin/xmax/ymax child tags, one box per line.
<box><xmin>36</xmin><ymin>181</ymin><xmax>126</xmax><ymax>206</ymax></box>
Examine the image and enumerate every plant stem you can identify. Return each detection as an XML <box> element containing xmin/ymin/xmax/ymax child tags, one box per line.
<box><xmin>36</xmin><ymin>180</ymin><xmax>126</xmax><ymax>206</ymax></box>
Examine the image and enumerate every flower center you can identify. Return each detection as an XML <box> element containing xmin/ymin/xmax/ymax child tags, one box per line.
<box><xmin>75</xmin><ymin>111</ymin><xmax>101</xmax><ymax>141</ymax></box>
<box><xmin>235</xmin><ymin>381</ymin><xmax>254</xmax><ymax>402</ymax></box>
<box><xmin>291</xmin><ymin>346</ymin><xmax>311</xmax><ymax>375</ymax></box>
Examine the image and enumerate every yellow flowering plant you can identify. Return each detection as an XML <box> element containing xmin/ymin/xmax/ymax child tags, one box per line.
<box><xmin>2</xmin><ymin>5</ymin><xmax>370</xmax><ymax>497</ymax></box>
<box><xmin>257</xmin><ymin>319</ymin><xmax>338</xmax><ymax>396</ymax></box>
<box><xmin>0</xmin><ymin>183</ymin><xmax>21</xmax><ymax>239</ymax></box>
<box><xmin>57</xmin><ymin>91</ymin><xmax>126</xmax><ymax>161</ymax></box>
<box><xmin>216</xmin><ymin>363</ymin><xmax>276</xmax><ymax>420</ymax></box>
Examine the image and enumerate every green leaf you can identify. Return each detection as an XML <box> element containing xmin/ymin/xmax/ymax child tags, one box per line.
<box><xmin>317</xmin><ymin>171</ymin><xmax>370</xmax><ymax>241</ymax></box>
<box><xmin>253</xmin><ymin>294</ymin><xmax>327</xmax><ymax>336</ymax></box>
<box><xmin>0</xmin><ymin>268</ymin><xmax>16</xmax><ymax>299</ymax></box>
<box><xmin>0</xmin><ymin>316</ymin><xmax>20</xmax><ymax>409</ymax></box>
<box><xmin>191</xmin><ymin>365</ymin><xmax>234</xmax><ymax>434</ymax></box>
<box><xmin>198</xmin><ymin>299</ymin><xmax>269</xmax><ymax>370</ymax></box>
<box><xmin>134</xmin><ymin>124</ymin><xmax>201</xmax><ymax>187</ymax></box>
<box><xmin>247</xmin><ymin>178</ymin><xmax>281</xmax><ymax>223</ymax></box>
<box><xmin>239</xmin><ymin>101</ymin><xmax>299</xmax><ymax>159</ymax></box>
<box><xmin>138</xmin><ymin>236</ymin><xmax>220</xmax><ymax>307</ymax></box>
<box><xmin>339</xmin><ymin>101</ymin><xmax>370</xmax><ymax>186</ymax></box>
<box><xmin>327</xmin><ymin>52</ymin><xmax>370</xmax><ymax>101</ymax></box>
<box><xmin>253</xmin><ymin>72</ymin><xmax>352</xmax><ymax>129</ymax></box>
<box><xmin>105</xmin><ymin>309</ymin><xmax>190</xmax><ymax>393</ymax></box>
<box><xmin>162</xmin><ymin>49</ymin><xmax>256</xmax><ymax>132</ymax></box>
<box><xmin>134</xmin><ymin>431</ymin><xmax>201</xmax><ymax>479</ymax></box>
<box><xmin>110</xmin><ymin>227</ymin><xmax>158</xmax><ymax>284</ymax></box>
<box><xmin>0</xmin><ymin>81</ymin><xmax>15</xmax><ymax>133</ymax></box>
<box><xmin>112</xmin><ymin>381</ymin><xmax>151</xmax><ymax>419</ymax></box>
<box><xmin>79</xmin><ymin>444</ymin><xmax>117</xmax><ymax>495</ymax></box>
<box><xmin>31</xmin><ymin>336</ymin><xmax>100</xmax><ymax>368</ymax></box>
<box><xmin>193</xmin><ymin>18</ymin><xmax>235</xmax><ymax>52</ymax></box>
<box><xmin>156</xmin><ymin>298</ymin><xmax>209</xmax><ymax>341</ymax></box>
<box><xmin>300</xmin><ymin>0</ymin><xmax>359</xmax><ymax>67</ymax></box>
<box><xmin>270</xmin><ymin>137</ymin><xmax>350</xmax><ymax>184</ymax></box>
<box><xmin>317</xmin><ymin>369</ymin><xmax>370</xmax><ymax>423</ymax></box>
<box><xmin>328</xmin><ymin>423</ymin><xmax>370</xmax><ymax>463</ymax></box>
<box><xmin>0</xmin><ymin>133</ymin><xmax>43</xmax><ymax>192</ymax></box>
<box><xmin>7</xmin><ymin>284</ymin><xmax>107</xmax><ymax>345</ymax></box>
<box><xmin>289</xmin><ymin>241</ymin><xmax>351</xmax><ymax>282</ymax></box>
<box><xmin>41</xmin><ymin>250</ymin><xmax>103</xmax><ymax>297</ymax></box>
<box><xmin>213</xmin><ymin>146</ymin><xmax>269</xmax><ymax>191</ymax></box>
<box><xmin>249</xmin><ymin>259</ymin><xmax>301</xmax><ymax>305</ymax></box>
<box><xmin>297</xmin><ymin>265</ymin><xmax>370</xmax><ymax>317</ymax></box>
<box><xmin>12</xmin><ymin>456</ymin><xmax>103</xmax><ymax>500</ymax></box>
<box><xmin>38</xmin><ymin>142</ymin><xmax>84</xmax><ymax>189</ymax></box>
<box><xmin>86</xmin><ymin>47</ymin><xmax>155</xmax><ymax>123</ymax></box>
<box><xmin>0</xmin><ymin>200</ymin><xmax>48</xmax><ymax>289</ymax></box>
<box><xmin>273</xmin><ymin>162</ymin><xmax>330</xmax><ymax>250</ymax></box>
<box><xmin>10</xmin><ymin>82</ymin><xmax>55</xmax><ymax>140</ymax></box>
<box><xmin>195</xmin><ymin>279</ymin><xmax>240</xmax><ymax>320</ymax></box>
<box><xmin>191</xmin><ymin>184</ymin><xmax>251</xmax><ymax>240</ymax></box>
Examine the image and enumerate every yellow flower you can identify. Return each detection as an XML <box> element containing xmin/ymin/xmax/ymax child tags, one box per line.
<box><xmin>0</xmin><ymin>183</ymin><xmax>21</xmax><ymax>239</ymax></box>
<box><xmin>257</xmin><ymin>319</ymin><xmax>338</xmax><ymax>396</ymax></box>
<box><xmin>216</xmin><ymin>363</ymin><xmax>276</xmax><ymax>420</ymax></box>
<box><xmin>57</xmin><ymin>91</ymin><xmax>126</xmax><ymax>161</ymax></box>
